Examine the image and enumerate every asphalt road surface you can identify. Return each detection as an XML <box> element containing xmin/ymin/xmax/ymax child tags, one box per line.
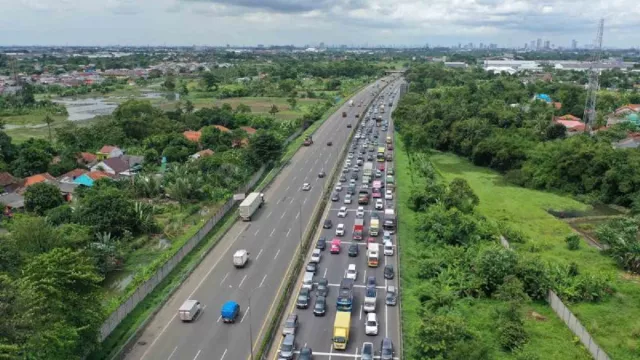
<box><xmin>123</xmin><ymin>76</ymin><xmax>398</xmax><ymax>360</ymax></box>
<box><xmin>271</xmin><ymin>80</ymin><xmax>404</xmax><ymax>359</ymax></box>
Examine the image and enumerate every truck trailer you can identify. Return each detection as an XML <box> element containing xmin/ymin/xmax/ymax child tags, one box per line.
<box><xmin>238</xmin><ymin>192</ymin><xmax>264</xmax><ymax>221</ymax></box>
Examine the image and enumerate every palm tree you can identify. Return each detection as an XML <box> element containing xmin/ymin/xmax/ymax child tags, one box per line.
<box><xmin>43</xmin><ymin>114</ymin><xmax>54</xmax><ymax>143</ymax></box>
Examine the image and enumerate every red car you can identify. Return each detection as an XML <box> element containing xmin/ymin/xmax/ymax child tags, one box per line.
<box><xmin>330</xmin><ymin>239</ymin><xmax>341</xmax><ymax>254</ymax></box>
<box><xmin>367</xmin><ymin>237</ymin><xmax>376</xmax><ymax>243</ymax></box>
<box><xmin>378</xmin><ymin>164</ymin><xmax>385</xmax><ymax>171</ymax></box>
<box><xmin>387</xmin><ymin>144</ymin><xmax>394</xmax><ymax>150</ymax></box>
<box><xmin>372</xmin><ymin>190</ymin><xmax>382</xmax><ymax>198</ymax></box>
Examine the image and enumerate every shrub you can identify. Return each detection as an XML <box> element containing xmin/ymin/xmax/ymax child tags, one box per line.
<box><xmin>565</xmin><ymin>233</ymin><xmax>582</xmax><ymax>250</ymax></box>
<box><xmin>497</xmin><ymin>303</ymin><xmax>529</xmax><ymax>351</ymax></box>
<box><xmin>515</xmin><ymin>255</ymin><xmax>551</xmax><ymax>300</ymax></box>
<box><xmin>475</xmin><ymin>245</ymin><xmax>518</xmax><ymax>296</ymax></box>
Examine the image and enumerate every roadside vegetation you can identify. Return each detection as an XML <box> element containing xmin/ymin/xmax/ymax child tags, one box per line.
<box><xmin>395</xmin><ymin>63</ymin><xmax>640</xmax><ymax>359</ymax></box>
<box><xmin>396</xmin><ymin>138</ymin><xmax>591</xmax><ymax>359</ymax></box>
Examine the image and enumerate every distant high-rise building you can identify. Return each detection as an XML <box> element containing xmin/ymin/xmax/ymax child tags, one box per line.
<box><xmin>524</xmin><ymin>43</ymin><xmax>528</xmax><ymax>49</ymax></box>
<box><xmin>468</xmin><ymin>42</ymin><xmax>474</xmax><ymax>48</ymax></box>
<box><xmin>536</xmin><ymin>38</ymin><xmax>542</xmax><ymax>50</ymax></box>
<box><xmin>530</xmin><ymin>40</ymin><xmax>535</xmax><ymax>49</ymax></box>
<box><xmin>489</xmin><ymin>43</ymin><xmax>497</xmax><ymax>49</ymax></box>
<box><xmin>319</xmin><ymin>42</ymin><xmax>325</xmax><ymax>48</ymax></box>
<box><xmin>458</xmin><ymin>43</ymin><xmax>462</xmax><ymax>48</ymax></box>
<box><xmin>571</xmin><ymin>39</ymin><xmax>578</xmax><ymax>49</ymax></box>
<box><xmin>479</xmin><ymin>42</ymin><xmax>484</xmax><ymax>49</ymax></box>
<box><xmin>544</xmin><ymin>40</ymin><xmax>550</xmax><ymax>49</ymax></box>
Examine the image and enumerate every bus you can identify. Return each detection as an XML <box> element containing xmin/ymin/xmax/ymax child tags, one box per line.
<box><xmin>376</xmin><ymin>147</ymin><xmax>385</xmax><ymax>162</ymax></box>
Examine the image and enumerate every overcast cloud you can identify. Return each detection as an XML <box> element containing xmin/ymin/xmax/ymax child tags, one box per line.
<box><xmin>0</xmin><ymin>0</ymin><xmax>638</xmax><ymax>47</ymax></box>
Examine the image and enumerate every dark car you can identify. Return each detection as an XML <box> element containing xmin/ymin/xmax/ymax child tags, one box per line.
<box><xmin>327</xmin><ymin>141</ymin><xmax>332</xmax><ymax>146</ymax></box>
<box><xmin>361</xmin><ymin>342</ymin><xmax>374</xmax><ymax>360</ymax></box>
<box><xmin>367</xmin><ymin>155</ymin><xmax>374</xmax><ymax>161</ymax></box>
<box><xmin>339</xmin><ymin>175</ymin><xmax>347</xmax><ymax>182</ymax></box>
<box><xmin>318</xmin><ymin>171</ymin><xmax>326</xmax><ymax>178</ymax></box>
<box><xmin>350</xmin><ymin>173</ymin><xmax>359</xmax><ymax>180</ymax></box>
<box><xmin>384</xmin><ymin>264</ymin><xmax>394</xmax><ymax>279</ymax></box>
<box><xmin>316</xmin><ymin>278</ymin><xmax>329</xmax><ymax>297</ymax></box>
<box><xmin>347</xmin><ymin>186</ymin><xmax>356</xmax><ymax>195</ymax></box>
<box><xmin>313</xmin><ymin>295</ymin><xmax>327</xmax><ymax>316</ymax></box>
<box><xmin>380</xmin><ymin>338</ymin><xmax>394</xmax><ymax>360</ymax></box>
<box><xmin>366</xmin><ymin>276</ymin><xmax>376</xmax><ymax>289</ymax></box>
<box><xmin>316</xmin><ymin>237</ymin><xmax>326</xmax><ymax>250</ymax></box>
<box><xmin>306</xmin><ymin>262</ymin><xmax>317</xmax><ymax>274</ymax></box>
<box><xmin>348</xmin><ymin>243</ymin><xmax>359</xmax><ymax>257</ymax></box>
<box><xmin>323</xmin><ymin>219</ymin><xmax>333</xmax><ymax>229</ymax></box>
<box><xmin>347</xmin><ymin>124</ymin><xmax>352</xmax><ymax>128</ymax></box>
<box><xmin>298</xmin><ymin>347</ymin><xmax>313</xmax><ymax>360</ymax></box>
<box><xmin>331</xmin><ymin>192</ymin><xmax>340</xmax><ymax>202</ymax></box>
<box><xmin>296</xmin><ymin>288</ymin><xmax>310</xmax><ymax>309</ymax></box>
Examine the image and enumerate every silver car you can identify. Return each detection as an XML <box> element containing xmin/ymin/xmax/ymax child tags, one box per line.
<box><xmin>279</xmin><ymin>334</ymin><xmax>296</xmax><ymax>359</ymax></box>
<box><xmin>282</xmin><ymin>314</ymin><xmax>298</xmax><ymax>336</ymax></box>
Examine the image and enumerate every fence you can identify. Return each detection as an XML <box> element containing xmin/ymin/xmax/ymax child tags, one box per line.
<box><xmin>499</xmin><ymin>236</ymin><xmax>610</xmax><ymax>360</ymax></box>
<box><xmin>99</xmin><ymin>165</ymin><xmax>266</xmax><ymax>341</ymax></box>
<box><xmin>547</xmin><ymin>290</ymin><xmax>610</xmax><ymax>360</ymax></box>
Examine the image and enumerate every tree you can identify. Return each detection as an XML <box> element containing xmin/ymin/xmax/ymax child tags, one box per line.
<box><xmin>268</xmin><ymin>105</ymin><xmax>279</xmax><ymax>117</ymax></box>
<box><xmin>286</xmin><ymin>95</ymin><xmax>297</xmax><ymax>110</ymax></box>
<box><xmin>544</xmin><ymin>123</ymin><xmax>567</xmax><ymax>141</ymax></box>
<box><xmin>443</xmin><ymin>178</ymin><xmax>479</xmax><ymax>213</ymax></box>
<box><xmin>179</xmin><ymin>83</ymin><xmax>189</xmax><ymax>96</ymax></box>
<box><xmin>43</xmin><ymin>114</ymin><xmax>54</xmax><ymax>144</ymax></box>
<box><xmin>183</xmin><ymin>99</ymin><xmax>195</xmax><ymax>114</ymax></box>
<box><xmin>235</xmin><ymin>103</ymin><xmax>252</xmax><ymax>114</ymax></box>
<box><xmin>246</xmin><ymin>130</ymin><xmax>283</xmax><ymax>167</ymax></box>
<box><xmin>74</xmin><ymin>187</ymin><xmax>138</xmax><ymax>238</ymax></box>
<box><xmin>8</xmin><ymin>215</ymin><xmax>59</xmax><ymax>255</ymax></box>
<box><xmin>565</xmin><ymin>233</ymin><xmax>581</xmax><ymax>250</ymax></box>
<box><xmin>45</xmin><ymin>205</ymin><xmax>74</xmax><ymax>226</ymax></box>
<box><xmin>17</xmin><ymin>248</ymin><xmax>104</xmax><ymax>359</ymax></box>
<box><xmin>162</xmin><ymin>75</ymin><xmax>176</xmax><ymax>91</ymax></box>
<box><xmin>475</xmin><ymin>245</ymin><xmax>518</xmax><ymax>296</ymax></box>
<box><xmin>10</xmin><ymin>146</ymin><xmax>52</xmax><ymax>178</ymax></box>
<box><xmin>201</xmin><ymin>71</ymin><xmax>220</xmax><ymax>91</ymax></box>
<box><xmin>415</xmin><ymin>314</ymin><xmax>474</xmax><ymax>359</ymax></box>
<box><xmin>24</xmin><ymin>182</ymin><xmax>63</xmax><ymax>215</ymax></box>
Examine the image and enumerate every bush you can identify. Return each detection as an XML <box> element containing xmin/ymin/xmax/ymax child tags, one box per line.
<box><xmin>565</xmin><ymin>233</ymin><xmax>581</xmax><ymax>250</ymax></box>
<box><xmin>475</xmin><ymin>245</ymin><xmax>518</xmax><ymax>296</ymax></box>
<box><xmin>515</xmin><ymin>255</ymin><xmax>551</xmax><ymax>300</ymax></box>
<box><xmin>497</xmin><ymin>303</ymin><xmax>529</xmax><ymax>351</ymax></box>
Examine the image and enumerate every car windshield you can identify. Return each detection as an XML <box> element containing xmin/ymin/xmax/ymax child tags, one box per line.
<box><xmin>367</xmin><ymin>320</ymin><xmax>376</xmax><ymax>326</ymax></box>
<box><xmin>282</xmin><ymin>343</ymin><xmax>293</xmax><ymax>351</ymax></box>
<box><xmin>298</xmin><ymin>295</ymin><xmax>306</xmax><ymax>301</ymax></box>
<box><xmin>285</xmin><ymin>319</ymin><xmax>295</xmax><ymax>327</ymax></box>
<box><xmin>366</xmin><ymin>288</ymin><xmax>376</xmax><ymax>297</ymax></box>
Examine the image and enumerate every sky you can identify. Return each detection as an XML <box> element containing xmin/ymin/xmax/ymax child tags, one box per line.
<box><xmin>0</xmin><ymin>0</ymin><xmax>639</xmax><ymax>48</ymax></box>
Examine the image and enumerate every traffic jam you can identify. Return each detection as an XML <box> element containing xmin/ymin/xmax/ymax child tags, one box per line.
<box><xmin>278</xmin><ymin>81</ymin><xmax>402</xmax><ymax>360</ymax></box>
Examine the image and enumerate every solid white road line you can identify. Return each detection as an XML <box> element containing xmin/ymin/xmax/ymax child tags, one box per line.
<box><xmin>193</xmin><ymin>350</ymin><xmax>201</xmax><ymax>360</ymax></box>
<box><xmin>274</xmin><ymin>249</ymin><xmax>281</xmax><ymax>260</ymax></box>
<box><xmin>255</xmin><ymin>248</ymin><xmax>263</xmax><ymax>260</ymax></box>
<box><xmin>220</xmin><ymin>348</ymin><xmax>228</xmax><ymax>360</ymax></box>
<box><xmin>359</xmin><ymin>304</ymin><xmax>363</xmax><ymax>320</ymax></box>
<box><xmin>167</xmin><ymin>346</ymin><xmax>178</xmax><ymax>360</ymax></box>
<box><xmin>220</xmin><ymin>272</ymin><xmax>229</xmax><ymax>286</ymax></box>
<box><xmin>239</xmin><ymin>274</ymin><xmax>247</xmax><ymax>288</ymax></box>
<box><xmin>259</xmin><ymin>274</ymin><xmax>267</xmax><ymax>288</ymax></box>
<box><xmin>241</xmin><ymin>307</ymin><xmax>250</xmax><ymax>323</ymax></box>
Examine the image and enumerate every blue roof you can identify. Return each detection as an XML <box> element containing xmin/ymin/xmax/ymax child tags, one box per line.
<box><xmin>625</xmin><ymin>113</ymin><xmax>640</xmax><ymax>124</ymax></box>
<box><xmin>73</xmin><ymin>174</ymin><xmax>95</xmax><ymax>187</ymax></box>
<box><xmin>535</xmin><ymin>94</ymin><xmax>552</xmax><ymax>103</ymax></box>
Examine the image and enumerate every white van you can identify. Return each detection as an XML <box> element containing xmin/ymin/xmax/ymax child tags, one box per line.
<box><xmin>233</xmin><ymin>249</ymin><xmax>248</xmax><ymax>268</ymax></box>
<box><xmin>383</xmin><ymin>240</ymin><xmax>394</xmax><ymax>256</ymax></box>
<box><xmin>179</xmin><ymin>299</ymin><xmax>202</xmax><ymax>322</ymax></box>
<box><xmin>302</xmin><ymin>271</ymin><xmax>314</xmax><ymax>290</ymax></box>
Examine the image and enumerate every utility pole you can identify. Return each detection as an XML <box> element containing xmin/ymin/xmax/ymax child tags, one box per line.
<box><xmin>583</xmin><ymin>18</ymin><xmax>604</xmax><ymax>133</ymax></box>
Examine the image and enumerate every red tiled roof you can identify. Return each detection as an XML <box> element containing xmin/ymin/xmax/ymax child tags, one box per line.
<box><xmin>552</xmin><ymin>102</ymin><xmax>562</xmax><ymax>110</ymax></box>
<box><xmin>79</xmin><ymin>152</ymin><xmax>97</xmax><ymax>163</ymax></box>
<box><xmin>614</xmin><ymin>104</ymin><xmax>640</xmax><ymax>115</ymax></box>
<box><xmin>24</xmin><ymin>173</ymin><xmax>55</xmax><ymax>187</ymax></box>
<box><xmin>213</xmin><ymin>125</ymin><xmax>231</xmax><ymax>133</ymax></box>
<box><xmin>99</xmin><ymin>145</ymin><xmax>120</xmax><ymax>154</ymax></box>
<box><xmin>554</xmin><ymin>119</ymin><xmax>586</xmax><ymax>131</ymax></box>
<box><xmin>197</xmin><ymin>149</ymin><xmax>214</xmax><ymax>158</ymax></box>
<box><xmin>240</xmin><ymin>126</ymin><xmax>257</xmax><ymax>135</ymax></box>
<box><xmin>59</xmin><ymin>168</ymin><xmax>88</xmax><ymax>180</ymax></box>
<box><xmin>87</xmin><ymin>171</ymin><xmax>113</xmax><ymax>181</ymax></box>
<box><xmin>183</xmin><ymin>130</ymin><xmax>202</xmax><ymax>142</ymax></box>
<box><xmin>0</xmin><ymin>172</ymin><xmax>17</xmax><ymax>187</ymax></box>
<box><xmin>555</xmin><ymin>114</ymin><xmax>581</xmax><ymax>122</ymax></box>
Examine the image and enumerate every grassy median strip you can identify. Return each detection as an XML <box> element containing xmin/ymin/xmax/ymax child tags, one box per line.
<box><xmin>395</xmin><ymin>138</ymin><xmax>591</xmax><ymax>359</ymax></box>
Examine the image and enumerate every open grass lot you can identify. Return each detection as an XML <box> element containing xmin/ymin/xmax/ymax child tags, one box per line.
<box><xmin>428</xmin><ymin>152</ymin><xmax>640</xmax><ymax>360</ymax></box>
<box><xmin>395</xmin><ymin>138</ymin><xmax>591</xmax><ymax>359</ymax></box>
<box><xmin>1</xmin><ymin>112</ymin><xmax>67</xmax><ymax>126</ymax></box>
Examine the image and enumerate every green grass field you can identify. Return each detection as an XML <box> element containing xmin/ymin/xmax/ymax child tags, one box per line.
<box><xmin>395</xmin><ymin>138</ymin><xmax>591</xmax><ymax>359</ymax></box>
<box><xmin>427</xmin><ymin>152</ymin><xmax>640</xmax><ymax>360</ymax></box>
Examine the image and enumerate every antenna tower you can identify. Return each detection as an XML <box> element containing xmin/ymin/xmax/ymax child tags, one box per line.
<box><xmin>583</xmin><ymin>18</ymin><xmax>604</xmax><ymax>133</ymax></box>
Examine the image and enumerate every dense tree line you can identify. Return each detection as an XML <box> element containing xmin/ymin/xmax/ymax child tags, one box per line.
<box><xmin>403</xmin><ymin>154</ymin><xmax>611</xmax><ymax>359</ymax></box>
<box><xmin>0</xmin><ymin>84</ymin><xmax>67</xmax><ymax>116</ymax></box>
<box><xmin>395</xmin><ymin>64</ymin><xmax>640</xmax><ymax>206</ymax></box>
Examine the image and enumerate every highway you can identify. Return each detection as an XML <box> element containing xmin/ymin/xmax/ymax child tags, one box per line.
<box><xmin>271</xmin><ymin>80</ymin><xmax>404</xmax><ymax>359</ymax></box>
<box><xmin>123</xmin><ymin>76</ymin><xmax>397</xmax><ymax>360</ymax></box>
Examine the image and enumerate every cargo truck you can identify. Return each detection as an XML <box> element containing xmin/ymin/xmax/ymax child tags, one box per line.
<box><xmin>383</xmin><ymin>209</ymin><xmax>396</xmax><ymax>234</ymax></box>
<box><xmin>333</xmin><ymin>312</ymin><xmax>351</xmax><ymax>350</ymax></box>
<box><xmin>369</xmin><ymin>218</ymin><xmax>379</xmax><ymax>236</ymax></box>
<box><xmin>363</xmin><ymin>287</ymin><xmax>377</xmax><ymax>312</ymax></box>
<box><xmin>367</xmin><ymin>243</ymin><xmax>379</xmax><ymax>267</ymax></box>
<box><xmin>353</xmin><ymin>218</ymin><xmax>364</xmax><ymax>240</ymax></box>
<box><xmin>363</xmin><ymin>162</ymin><xmax>374</xmax><ymax>177</ymax></box>
<box><xmin>238</xmin><ymin>192</ymin><xmax>264</xmax><ymax>221</ymax></box>
<box><xmin>337</xmin><ymin>278</ymin><xmax>354</xmax><ymax>312</ymax></box>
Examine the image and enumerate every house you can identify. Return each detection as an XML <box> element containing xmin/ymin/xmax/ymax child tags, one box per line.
<box><xmin>17</xmin><ymin>173</ymin><xmax>76</xmax><ymax>202</ymax></box>
<box><xmin>0</xmin><ymin>192</ymin><xmax>25</xmax><ymax>216</ymax></box>
<box><xmin>239</xmin><ymin>126</ymin><xmax>257</xmax><ymax>135</ymax></box>
<box><xmin>607</xmin><ymin>104</ymin><xmax>640</xmax><ymax>126</ymax></box>
<box><xmin>96</xmin><ymin>145</ymin><xmax>124</xmax><ymax>160</ymax></box>
<box><xmin>58</xmin><ymin>169</ymin><xmax>88</xmax><ymax>184</ymax></box>
<box><xmin>77</xmin><ymin>152</ymin><xmax>98</xmax><ymax>166</ymax></box>
<box><xmin>613</xmin><ymin>133</ymin><xmax>640</xmax><ymax>149</ymax></box>
<box><xmin>190</xmin><ymin>149</ymin><xmax>214</xmax><ymax>160</ymax></box>
<box><xmin>183</xmin><ymin>130</ymin><xmax>202</xmax><ymax>142</ymax></box>
<box><xmin>213</xmin><ymin>125</ymin><xmax>231</xmax><ymax>133</ymax></box>
<box><xmin>553</xmin><ymin>116</ymin><xmax>586</xmax><ymax>133</ymax></box>
<box><xmin>0</xmin><ymin>172</ymin><xmax>20</xmax><ymax>193</ymax></box>
<box><xmin>91</xmin><ymin>157</ymin><xmax>130</xmax><ymax>176</ymax></box>
<box><xmin>74</xmin><ymin>171</ymin><xmax>113</xmax><ymax>187</ymax></box>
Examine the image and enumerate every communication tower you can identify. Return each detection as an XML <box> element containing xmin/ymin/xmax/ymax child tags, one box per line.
<box><xmin>583</xmin><ymin>18</ymin><xmax>604</xmax><ymax>133</ymax></box>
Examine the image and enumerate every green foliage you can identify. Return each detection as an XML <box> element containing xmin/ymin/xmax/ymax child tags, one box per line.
<box><xmin>24</xmin><ymin>182</ymin><xmax>64</xmax><ymax>215</ymax></box>
<box><xmin>497</xmin><ymin>303</ymin><xmax>529</xmax><ymax>352</ymax></box>
<box><xmin>74</xmin><ymin>186</ymin><xmax>139</xmax><ymax>238</ymax></box>
<box><xmin>8</xmin><ymin>214</ymin><xmax>59</xmax><ymax>255</ymax></box>
<box><xmin>414</xmin><ymin>314</ymin><xmax>475</xmax><ymax>359</ymax></box>
<box><xmin>596</xmin><ymin>216</ymin><xmax>640</xmax><ymax>273</ymax></box>
<box><xmin>246</xmin><ymin>130</ymin><xmax>283</xmax><ymax>167</ymax></box>
<box><xmin>417</xmin><ymin>204</ymin><xmax>492</xmax><ymax>247</ymax></box>
<box><xmin>565</xmin><ymin>233</ymin><xmax>582</xmax><ymax>250</ymax></box>
<box><xmin>45</xmin><ymin>204</ymin><xmax>74</xmax><ymax>225</ymax></box>
<box><xmin>443</xmin><ymin>178</ymin><xmax>479</xmax><ymax>213</ymax></box>
<box><xmin>475</xmin><ymin>245</ymin><xmax>519</xmax><ymax>296</ymax></box>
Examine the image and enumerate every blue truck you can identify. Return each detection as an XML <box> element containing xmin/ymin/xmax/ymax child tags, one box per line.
<box><xmin>221</xmin><ymin>301</ymin><xmax>239</xmax><ymax>323</ymax></box>
<box><xmin>336</xmin><ymin>278</ymin><xmax>354</xmax><ymax>312</ymax></box>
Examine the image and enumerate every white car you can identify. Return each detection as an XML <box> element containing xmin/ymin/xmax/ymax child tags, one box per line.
<box><xmin>375</xmin><ymin>199</ymin><xmax>384</xmax><ymax>210</ymax></box>
<box><xmin>346</xmin><ymin>160</ymin><xmax>352</xmax><ymax>167</ymax></box>
<box><xmin>344</xmin><ymin>194</ymin><xmax>352</xmax><ymax>204</ymax></box>
<box><xmin>346</xmin><ymin>264</ymin><xmax>357</xmax><ymax>280</ymax></box>
<box><xmin>385</xmin><ymin>190</ymin><xmax>393</xmax><ymax>200</ymax></box>
<box><xmin>352</xmin><ymin>167</ymin><xmax>360</xmax><ymax>172</ymax></box>
<box><xmin>348</xmin><ymin>153</ymin><xmax>354</xmax><ymax>159</ymax></box>
<box><xmin>336</xmin><ymin>224</ymin><xmax>345</xmax><ymax>236</ymax></box>
<box><xmin>356</xmin><ymin>206</ymin><xmax>365</xmax><ymax>218</ymax></box>
<box><xmin>365</xmin><ymin>313</ymin><xmax>379</xmax><ymax>335</ymax></box>
<box><xmin>310</xmin><ymin>249</ymin><xmax>321</xmax><ymax>263</ymax></box>
<box><xmin>335</xmin><ymin>184</ymin><xmax>343</xmax><ymax>192</ymax></box>
<box><xmin>302</xmin><ymin>183</ymin><xmax>311</xmax><ymax>191</ymax></box>
<box><xmin>337</xmin><ymin>207</ymin><xmax>348</xmax><ymax>218</ymax></box>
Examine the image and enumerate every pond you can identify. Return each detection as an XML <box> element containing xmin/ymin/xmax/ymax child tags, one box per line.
<box><xmin>53</xmin><ymin>92</ymin><xmax>179</xmax><ymax>121</ymax></box>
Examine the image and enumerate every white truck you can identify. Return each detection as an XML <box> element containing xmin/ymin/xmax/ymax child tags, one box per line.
<box><xmin>380</xmin><ymin>104</ymin><xmax>385</xmax><ymax>113</ymax></box>
<box><xmin>239</xmin><ymin>192</ymin><xmax>264</xmax><ymax>221</ymax></box>
<box><xmin>179</xmin><ymin>299</ymin><xmax>202</xmax><ymax>322</ymax></box>
<box><xmin>233</xmin><ymin>249</ymin><xmax>249</xmax><ymax>268</ymax></box>
<box><xmin>367</xmin><ymin>243</ymin><xmax>380</xmax><ymax>267</ymax></box>
<box><xmin>363</xmin><ymin>287</ymin><xmax>377</xmax><ymax>312</ymax></box>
